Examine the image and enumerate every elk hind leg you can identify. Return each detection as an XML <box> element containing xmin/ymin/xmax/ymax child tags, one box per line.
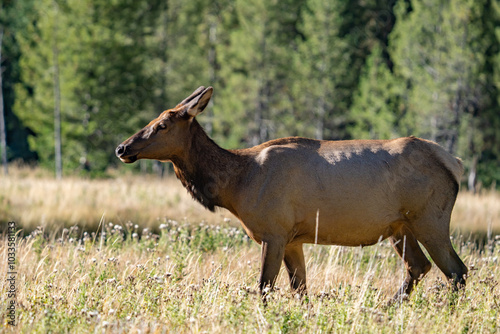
<box><xmin>283</xmin><ymin>243</ymin><xmax>307</xmax><ymax>294</ymax></box>
<box><xmin>412</xmin><ymin>219</ymin><xmax>468</xmax><ymax>290</ymax></box>
<box><xmin>390</xmin><ymin>226</ymin><xmax>432</xmax><ymax>302</ymax></box>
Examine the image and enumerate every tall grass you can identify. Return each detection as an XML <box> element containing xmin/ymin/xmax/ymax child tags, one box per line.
<box><xmin>1</xmin><ymin>167</ymin><xmax>500</xmax><ymax>332</ymax></box>
<box><xmin>1</xmin><ymin>221</ymin><xmax>499</xmax><ymax>333</ymax></box>
<box><xmin>0</xmin><ymin>166</ymin><xmax>235</xmax><ymax>232</ymax></box>
<box><xmin>452</xmin><ymin>191</ymin><xmax>500</xmax><ymax>237</ymax></box>
<box><xmin>1</xmin><ymin>166</ymin><xmax>499</xmax><ymax>235</ymax></box>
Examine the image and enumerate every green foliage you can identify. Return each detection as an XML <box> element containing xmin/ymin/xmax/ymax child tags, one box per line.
<box><xmin>214</xmin><ymin>0</ymin><xmax>304</xmax><ymax>147</ymax></box>
<box><xmin>391</xmin><ymin>0</ymin><xmax>485</xmax><ymax>145</ymax></box>
<box><xmin>3</xmin><ymin>0</ymin><xmax>500</xmax><ymax>185</ymax></box>
<box><xmin>349</xmin><ymin>44</ymin><xmax>400</xmax><ymax>139</ymax></box>
<box><xmin>14</xmin><ymin>0</ymin><xmax>164</xmax><ymax>174</ymax></box>
<box><xmin>0</xmin><ymin>0</ymin><xmax>38</xmax><ymax>162</ymax></box>
<box><xmin>292</xmin><ymin>0</ymin><xmax>348</xmax><ymax>140</ymax></box>
<box><xmin>390</xmin><ymin>0</ymin><xmax>498</xmax><ymax>186</ymax></box>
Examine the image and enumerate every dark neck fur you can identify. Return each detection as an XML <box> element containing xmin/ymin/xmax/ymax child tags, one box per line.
<box><xmin>171</xmin><ymin>120</ymin><xmax>241</xmax><ymax>212</ymax></box>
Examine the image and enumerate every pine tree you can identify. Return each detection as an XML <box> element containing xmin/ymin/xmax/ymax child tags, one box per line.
<box><xmin>214</xmin><ymin>0</ymin><xmax>302</xmax><ymax>147</ymax></box>
<box><xmin>390</xmin><ymin>0</ymin><xmax>492</xmax><ymax>186</ymax></box>
<box><xmin>348</xmin><ymin>44</ymin><xmax>400</xmax><ymax>139</ymax></box>
<box><xmin>391</xmin><ymin>0</ymin><xmax>486</xmax><ymax>151</ymax></box>
<box><xmin>14</xmin><ymin>0</ymin><xmax>65</xmax><ymax>172</ymax></box>
<box><xmin>15</xmin><ymin>0</ymin><xmax>164</xmax><ymax>174</ymax></box>
<box><xmin>0</xmin><ymin>25</ymin><xmax>6</xmax><ymax>174</ymax></box>
<box><xmin>478</xmin><ymin>0</ymin><xmax>500</xmax><ymax>188</ymax></box>
<box><xmin>292</xmin><ymin>0</ymin><xmax>349</xmax><ymax>140</ymax></box>
<box><xmin>0</xmin><ymin>0</ymin><xmax>37</xmax><ymax>167</ymax></box>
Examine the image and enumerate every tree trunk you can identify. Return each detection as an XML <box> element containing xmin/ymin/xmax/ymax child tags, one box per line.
<box><xmin>53</xmin><ymin>21</ymin><xmax>62</xmax><ymax>179</ymax></box>
<box><xmin>205</xmin><ymin>20</ymin><xmax>217</xmax><ymax>136</ymax></box>
<box><xmin>315</xmin><ymin>96</ymin><xmax>325</xmax><ymax>140</ymax></box>
<box><xmin>250</xmin><ymin>20</ymin><xmax>269</xmax><ymax>147</ymax></box>
<box><xmin>0</xmin><ymin>27</ymin><xmax>7</xmax><ymax>175</ymax></box>
<box><xmin>468</xmin><ymin>154</ymin><xmax>478</xmax><ymax>194</ymax></box>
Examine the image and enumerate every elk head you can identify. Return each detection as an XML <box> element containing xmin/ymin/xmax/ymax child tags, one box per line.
<box><xmin>115</xmin><ymin>86</ymin><xmax>213</xmax><ymax>163</ymax></box>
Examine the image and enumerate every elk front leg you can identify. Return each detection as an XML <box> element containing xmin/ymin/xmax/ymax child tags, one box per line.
<box><xmin>259</xmin><ymin>239</ymin><xmax>286</xmax><ymax>297</ymax></box>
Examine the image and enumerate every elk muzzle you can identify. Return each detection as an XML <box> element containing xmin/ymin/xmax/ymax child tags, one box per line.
<box><xmin>115</xmin><ymin>144</ymin><xmax>137</xmax><ymax>163</ymax></box>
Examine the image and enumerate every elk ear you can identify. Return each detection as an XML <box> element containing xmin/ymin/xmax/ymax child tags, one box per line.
<box><xmin>177</xmin><ymin>86</ymin><xmax>206</xmax><ymax>107</ymax></box>
<box><xmin>184</xmin><ymin>86</ymin><xmax>213</xmax><ymax>118</ymax></box>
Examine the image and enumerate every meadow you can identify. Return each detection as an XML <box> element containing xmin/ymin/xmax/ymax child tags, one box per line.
<box><xmin>1</xmin><ymin>166</ymin><xmax>499</xmax><ymax>235</ymax></box>
<box><xmin>1</xmin><ymin>167</ymin><xmax>500</xmax><ymax>333</ymax></box>
<box><xmin>0</xmin><ymin>166</ymin><xmax>233</xmax><ymax>232</ymax></box>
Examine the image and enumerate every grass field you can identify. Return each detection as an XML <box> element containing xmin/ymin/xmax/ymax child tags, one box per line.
<box><xmin>1</xmin><ymin>221</ymin><xmax>499</xmax><ymax>333</ymax></box>
<box><xmin>1</xmin><ymin>167</ymin><xmax>500</xmax><ymax>333</ymax></box>
<box><xmin>0</xmin><ymin>166</ymin><xmax>234</xmax><ymax>232</ymax></box>
<box><xmin>1</xmin><ymin>166</ymin><xmax>500</xmax><ymax>235</ymax></box>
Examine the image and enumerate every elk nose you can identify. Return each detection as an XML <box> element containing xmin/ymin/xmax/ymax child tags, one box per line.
<box><xmin>115</xmin><ymin>144</ymin><xmax>128</xmax><ymax>157</ymax></box>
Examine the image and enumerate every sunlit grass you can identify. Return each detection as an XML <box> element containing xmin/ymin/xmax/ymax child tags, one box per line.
<box><xmin>1</xmin><ymin>166</ymin><xmax>500</xmax><ymax>332</ymax></box>
<box><xmin>1</xmin><ymin>221</ymin><xmax>499</xmax><ymax>333</ymax></box>
<box><xmin>1</xmin><ymin>166</ymin><xmax>499</xmax><ymax>235</ymax></box>
<box><xmin>0</xmin><ymin>166</ymin><xmax>235</xmax><ymax>232</ymax></box>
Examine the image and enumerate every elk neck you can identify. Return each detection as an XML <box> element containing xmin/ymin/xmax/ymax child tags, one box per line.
<box><xmin>170</xmin><ymin>119</ymin><xmax>245</xmax><ymax>213</ymax></box>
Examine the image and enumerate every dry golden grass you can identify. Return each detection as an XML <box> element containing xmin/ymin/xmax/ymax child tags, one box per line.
<box><xmin>452</xmin><ymin>191</ymin><xmax>500</xmax><ymax>235</ymax></box>
<box><xmin>1</xmin><ymin>166</ymin><xmax>499</xmax><ymax>236</ymax></box>
<box><xmin>0</xmin><ymin>166</ymin><xmax>235</xmax><ymax>232</ymax></box>
<box><xmin>1</xmin><ymin>167</ymin><xmax>500</xmax><ymax>332</ymax></box>
<box><xmin>1</xmin><ymin>222</ymin><xmax>499</xmax><ymax>333</ymax></box>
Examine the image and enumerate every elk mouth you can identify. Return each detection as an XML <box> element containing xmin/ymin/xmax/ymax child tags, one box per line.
<box><xmin>119</xmin><ymin>155</ymin><xmax>138</xmax><ymax>163</ymax></box>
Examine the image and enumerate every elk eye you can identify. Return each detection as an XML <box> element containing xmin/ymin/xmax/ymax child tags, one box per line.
<box><xmin>158</xmin><ymin>122</ymin><xmax>166</xmax><ymax>130</ymax></box>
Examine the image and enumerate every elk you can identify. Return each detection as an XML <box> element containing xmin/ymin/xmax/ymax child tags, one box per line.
<box><xmin>116</xmin><ymin>86</ymin><xmax>467</xmax><ymax>302</ymax></box>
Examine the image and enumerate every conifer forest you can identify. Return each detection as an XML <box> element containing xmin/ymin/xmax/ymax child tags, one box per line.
<box><xmin>1</xmin><ymin>0</ymin><xmax>500</xmax><ymax>188</ymax></box>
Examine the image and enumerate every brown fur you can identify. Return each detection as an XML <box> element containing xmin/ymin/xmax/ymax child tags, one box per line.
<box><xmin>116</xmin><ymin>86</ymin><xmax>468</xmax><ymax>302</ymax></box>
